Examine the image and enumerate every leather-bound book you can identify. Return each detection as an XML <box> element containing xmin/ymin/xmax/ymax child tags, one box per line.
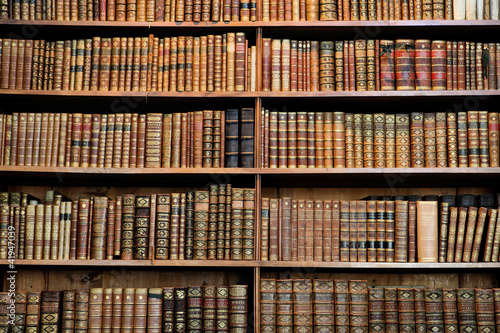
<box><xmin>410</xmin><ymin>112</ymin><xmax>425</xmax><ymax>168</ymax></box>
<box><xmin>215</xmin><ymin>286</ymin><xmax>229</xmax><ymax>332</ymax></box>
<box><xmin>261</xmin><ymin>279</ymin><xmax>277</xmax><ymax>332</ymax></box>
<box><xmin>395</xmin><ymin>113</ymin><xmax>410</xmax><ymax>168</ymax></box>
<box><xmin>470</xmin><ymin>207</ymin><xmax>488</xmax><ymax>262</ymax></box>
<box><xmin>231</xmin><ymin>188</ymin><xmax>244</xmax><ymax>260</ymax></box>
<box><xmin>457</xmin><ymin>194</ymin><xmax>477</xmax><ymax>208</ymax></box>
<box><xmin>144</xmin><ymin>113</ymin><xmax>162</xmax><ymax>168</ymax></box>
<box><xmin>475</xmin><ymin>289</ymin><xmax>495</xmax><ymax>333</ymax></box>
<box><xmin>438</xmin><ymin>202</ymin><xmax>450</xmax><ymax>263</ymax></box>
<box><xmin>443</xmin><ymin>289</ymin><xmax>459</xmax><ymax>333</ymax></box>
<box><xmin>225</xmin><ymin>109</ymin><xmax>239</xmax><ymax>168</ymax></box>
<box><xmin>100</xmin><ymin>288</ymin><xmax>112</xmax><ymax>332</ymax></box>
<box><xmin>435</xmin><ymin>112</ymin><xmax>447</xmax><ymax>168</ymax></box>
<box><xmin>286</xmin><ymin>112</ymin><xmax>298</xmax><ymax>168</ymax></box>
<box><xmin>312</xmin><ymin>201</ymin><xmax>323</xmax><ymax>261</ymax></box>
<box><xmin>262</xmin><ymin>38</ymin><xmax>272</xmax><ymax>92</ymax></box>
<box><xmin>173</xmin><ymin>288</ymin><xmax>187</xmax><ymax>332</ymax></box>
<box><xmin>384</xmin><ymin>287</ymin><xmax>398</xmax><ymax>333</ymax></box>
<box><xmin>120</xmin><ymin>194</ymin><xmax>135</xmax><ymax>260</ymax></box>
<box><xmin>424</xmin><ymin>112</ymin><xmax>437</xmax><ymax>167</ymax></box>
<box><xmin>385</xmin><ymin>201</ymin><xmax>395</xmax><ymax>262</ymax></box>
<box><xmin>410</xmin><ymin>287</ymin><xmax>425</xmax><ymax>333</ymax></box>
<box><xmin>261</xmin><ymin>198</ymin><xmax>270</xmax><ymax>261</ymax></box>
<box><xmin>216</xmin><ymin>185</ymin><xmax>227</xmax><ymax>260</ymax></box>
<box><xmin>415</xmin><ymin>39</ymin><xmax>431</xmax><ymax>90</ymax></box>
<box><xmin>349</xmin><ymin>281</ymin><xmax>368</xmax><ymax>333</ymax></box>
<box><xmin>477</xmin><ymin>111</ymin><xmax>489</xmax><ymax>167</ymax></box>
<box><xmin>331</xmin><ymin>201</ymin><xmax>340</xmax><ymax>262</ymax></box>
<box><xmin>89</xmin><ymin>288</ymin><xmax>103</xmax><ymax>333</ymax></box>
<box><xmin>119</xmin><ymin>288</ymin><xmax>134</xmax><ymax>332</ymax></box>
<box><xmin>373</xmin><ymin>113</ymin><xmax>385</xmax><ymax>168</ymax></box>
<box><xmin>356</xmin><ymin>201</ymin><xmax>367</xmax><ymax>262</ymax></box>
<box><xmin>395</xmin><ymin>39</ymin><xmax>415</xmax><ymax>90</ymax></box>
<box><xmin>169</xmin><ymin>193</ymin><xmax>181</xmax><ymax>259</ymax></box>
<box><xmin>276</xmin><ymin>280</ymin><xmax>293</xmax><ymax>333</ymax></box>
<box><xmin>76</xmin><ymin>197</ymin><xmax>91</xmax><ymax>260</ymax></box>
<box><xmin>355</xmin><ymin>39</ymin><xmax>367</xmax><ymax>91</ymax></box>
<box><xmin>454</xmin><ymin>207</ymin><xmax>469</xmax><ymax>262</ymax></box>
<box><xmin>425</xmin><ymin>289</ymin><xmax>445</xmax><ymax>333</ymax></box>
<box><xmin>467</xmin><ymin>111</ymin><xmax>480</xmax><ymax>167</ymax></box>
<box><xmin>202</xmin><ymin>110</ymin><xmax>214</xmax><ymax>168</ymax></box>
<box><xmin>334</xmin><ymin>280</ymin><xmax>349</xmax><ymax>333</ymax></box>
<box><xmin>397</xmin><ymin>288</ymin><xmax>415</xmax><ymax>333</ymax></box>
<box><xmin>305</xmin><ymin>200</ymin><xmax>315</xmax><ymax>261</ymax></box>
<box><xmin>331</xmin><ymin>111</ymin><xmax>346</xmax><ymax>168</ymax></box>
<box><xmin>482</xmin><ymin>209</ymin><xmax>497</xmax><ymax>262</ymax></box>
<box><xmin>75</xmin><ymin>290</ymin><xmax>89</xmax><ymax>332</ymax></box>
<box><xmin>307</xmin><ymin>112</ymin><xmax>316</xmax><ymax>168</ymax></box>
<box><xmin>340</xmin><ymin>200</ymin><xmax>350</xmax><ymax>262</ymax></box>
<box><xmin>186</xmin><ymin>286</ymin><xmax>202</xmax><ymax>332</ymax></box>
<box><xmin>320</xmin><ymin>41</ymin><xmax>334</xmax><ymax>91</ymax></box>
<box><xmin>62</xmin><ymin>290</ymin><xmax>76</xmax><ymax>332</ymax></box>
<box><xmin>376</xmin><ymin>201</ymin><xmax>386</xmax><ymax>262</ymax></box>
<box><xmin>363</xmin><ymin>114</ymin><xmax>374</xmax><ymax>168</ymax></box>
<box><xmin>25</xmin><ymin>292</ymin><xmax>41</xmax><ymax>333</ymax></box>
<box><xmin>223</xmin><ymin>184</ymin><xmax>232</xmax><ymax>260</ymax></box>
<box><xmin>293</xmin><ymin>279</ymin><xmax>313</xmax><ymax>332</ymax></box>
<box><xmin>208</xmin><ymin>185</ymin><xmax>219</xmax><ymax>260</ymax></box>
<box><xmin>345</xmin><ymin>113</ymin><xmax>355</xmax><ymax>168</ymax></box>
<box><xmin>228</xmin><ymin>285</ymin><xmax>247</xmax><ymax>332</ymax></box>
<box><xmin>369</xmin><ymin>287</ymin><xmax>385</xmax><ymax>333</ymax></box>
<box><xmin>321</xmin><ymin>200</ymin><xmax>333</xmax><ymax>262</ymax></box>
<box><xmin>155</xmin><ymin>194</ymin><xmax>170</xmax><ymax>260</ymax></box>
<box><xmin>395</xmin><ymin>200</ymin><xmax>408</xmax><ymax>263</ymax></box>
<box><xmin>494</xmin><ymin>289</ymin><xmax>500</xmax><ymax>333</ymax></box>
<box><xmin>416</xmin><ymin>201</ymin><xmax>438</xmax><ymax>262</ymax></box>
<box><xmin>431</xmin><ymin>41</ymin><xmax>447</xmax><ymax>90</ymax></box>
<box><xmin>134</xmin><ymin>195</ymin><xmax>150</xmax><ymax>260</ymax></box>
<box><xmin>240</xmin><ymin>108</ymin><xmax>254</xmax><ymax>168</ymax></box>
<box><xmin>456</xmin><ymin>111</ymin><xmax>468</xmax><ymax>167</ymax></box>
<box><xmin>457</xmin><ymin>289</ymin><xmax>476</xmax><ymax>333</ymax></box>
<box><xmin>487</xmin><ymin>112</ymin><xmax>499</xmax><ymax>167</ymax></box>
<box><xmin>334</xmin><ymin>41</ymin><xmax>344</xmax><ymax>91</ymax></box>
<box><xmin>269</xmin><ymin>199</ymin><xmax>279</xmax><ymax>261</ymax></box>
<box><xmin>268</xmin><ymin>111</ymin><xmax>278</xmax><ymax>168</ymax></box>
<box><xmin>315</xmin><ymin>112</ymin><xmax>325</xmax><ymax>168</ymax></box>
<box><xmin>446</xmin><ymin>41</ymin><xmax>453</xmax><ymax>90</ymax></box>
<box><xmin>385</xmin><ymin>114</ymin><xmax>396</xmax><ymax>168</ymax></box>
<box><xmin>366</xmin><ymin>200</ymin><xmax>377</xmax><ymax>262</ymax></box>
<box><xmin>146</xmin><ymin>288</ymin><xmax>163</xmax><ymax>333</ymax></box>
<box><xmin>161</xmin><ymin>287</ymin><xmax>174</xmax><ymax>333</ymax></box>
<box><xmin>90</xmin><ymin>196</ymin><xmax>108</xmax><ymax>260</ymax></box>
<box><xmin>242</xmin><ymin>188</ymin><xmax>255</xmax><ymax>261</ymax></box>
<box><xmin>312</xmin><ymin>279</ymin><xmax>334</xmax><ymax>332</ymax></box>
<box><xmin>11</xmin><ymin>291</ymin><xmax>27</xmax><ymax>333</ymax></box>
<box><xmin>132</xmin><ymin>288</ymin><xmax>148</xmax><ymax>332</ymax></box>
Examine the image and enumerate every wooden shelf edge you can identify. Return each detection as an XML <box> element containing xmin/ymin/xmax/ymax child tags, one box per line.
<box><xmin>2</xmin><ymin>259</ymin><xmax>500</xmax><ymax>269</ymax></box>
<box><xmin>0</xmin><ymin>166</ymin><xmax>499</xmax><ymax>176</ymax></box>
<box><xmin>1</xmin><ymin>19</ymin><xmax>499</xmax><ymax>28</ymax></box>
<box><xmin>259</xmin><ymin>261</ymin><xmax>500</xmax><ymax>268</ymax></box>
<box><xmin>1</xmin><ymin>89</ymin><xmax>499</xmax><ymax>98</ymax></box>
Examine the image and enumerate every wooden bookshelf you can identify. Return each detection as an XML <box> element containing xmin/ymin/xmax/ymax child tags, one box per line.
<box><xmin>1</xmin><ymin>9</ymin><xmax>500</xmax><ymax>333</ymax></box>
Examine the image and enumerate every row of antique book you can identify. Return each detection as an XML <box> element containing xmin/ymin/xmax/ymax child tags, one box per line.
<box><xmin>0</xmin><ymin>285</ymin><xmax>249</xmax><ymax>332</ymax></box>
<box><xmin>262</xmin><ymin>39</ymin><xmax>499</xmax><ymax>92</ymax></box>
<box><xmin>0</xmin><ymin>0</ymin><xmax>257</xmax><ymax>21</ymax></box>
<box><xmin>0</xmin><ymin>108</ymin><xmax>255</xmax><ymax>169</ymax></box>
<box><xmin>1</xmin><ymin>0</ymin><xmax>498</xmax><ymax>21</ymax></box>
<box><xmin>260</xmin><ymin>278</ymin><xmax>500</xmax><ymax>333</ymax></box>
<box><xmin>0</xmin><ymin>34</ymin><xmax>258</xmax><ymax>92</ymax></box>
<box><xmin>262</xmin><ymin>0</ymin><xmax>500</xmax><ymax>20</ymax></box>
<box><xmin>261</xmin><ymin>194</ymin><xmax>500</xmax><ymax>263</ymax></box>
<box><xmin>0</xmin><ymin>186</ymin><xmax>256</xmax><ymax>261</ymax></box>
<box><xmin>259</xmin><ymin>110</ymin><xmax>499</xmax><ymax>169</ymax></box>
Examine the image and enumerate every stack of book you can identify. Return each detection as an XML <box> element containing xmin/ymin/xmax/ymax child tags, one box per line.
<box><xmin>0</xmin><ymin>0</ymin><xmax>257</xmax><ymax>21</ymax></box>
<box><xmin>260</xmin><ymin>193</ymin><xmax>500</xmax><ymax>263</ymax></box>
<box><xmin>0</xmin><ymin>186</ymin><xmax>256</xmax><ymax>261</ymax></box>
<box><xmin>261</xmin><ymin>0</ymin><xmax>500</xmax><ymax>20</ymax></box>
<box><xmin>0</xmin><ymin>33</ymin><xmax>257</xmax><ymax>92</ymax></box>
<box><xmin>0</xmin><ymin>108</ymin><xmax>254</xmax><ymax>168</ymax></box>
<box><xmin>262</xmin><ymin>38</ymin><xmax>498</xmax><ymax>91</ymax></box>
<box><xmin>0</xmin><ymin>285</ymin><xmax>248</xmax><ymax>332</ymax></box>
<box><xmin>261</xmin><ymin>278</ymin><xmax>500</xmax><ymax>333</ymax></box>
<box><xmin>259</xmin><ymin>110</ymin><xmax>499</xmax><ymax>168</ymax></box>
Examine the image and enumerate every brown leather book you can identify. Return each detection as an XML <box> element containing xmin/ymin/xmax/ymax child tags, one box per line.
<box><xmin>355</xmin><ymin>39</ymin><xmax>367</xmax><ymax>91</ymax></box>
<box><xmin>261</xmin><ymin>197</ymin><xmax>270</xmax><ymax>261</ymax></box>
<box><xmin>369</xmin><ymin>287</ymin><xmax>385</xmax><ymax>333</ymax></box>
<box><xmin>62</xmin><ymin>290</ymin><xmax>76</xmax><ymax>331</ymax></box>
<box><xmin>457</xmin><ymin>289</ymin><xmax>476</xmax><ymax>333</ymax></box>
<box><xmin>380</xmin><ymin>40</ymin><xmax>395</xmax><ymax>91</ymax></box>
<box><xmin>155</xmin><ymin>194</ymin><xmax>170</xmax><ymax>260</ymax></box>
<box><xmin>435</xmin><ymin>112</ymin><xmax>447</xmax><ymax>168</ymax></box>
<box><xmin>478</xmin><ymin>111</ymin><xmax>489</xmax><ymax>167</ymax></box>
<box><xmin>305</xmin><ymin>200</ymin><xmax>315</xmax><ymax>261</ymax></box>
<box><xmin>415</xmin><ymin>39</ymin><xmax>431</xmax><ymax>90</ymax></box>
<box><xmin>144</xmin><ymin>113</ymin><xmax>162</xmax><ymax>168</ymax></box>
<box><xmin>384</xmin><ymin>114</ymin><xmax>396</xmax><ymax>168</ymax></box>
<box><xmin>454</xmin><ymin>206</ymin><xmax>468</xmax><ymax>262</ymax></box>
<box><xmin>228</xmin><ymin>285</ymin><xmax>247</xmax><ymax>331</ymax></box>
<box><xmin>293</xmin><ymin>279</ymin><xmax>313</xmax><ymax>332</ymax></box>
<box><xmin>335</xmin><ymin>280</ymin><xmax>349</xmax><ymax>333</ymax></box>
<box><xmin>97</xmin><ymin>114</ymin><xmax>108</xmax><ymax>168</ymax></box>
<box><xmin>385</xmin><ymin>200</ymin><xmax>395</xmax><ymax>262</ymax></box>
<box><xmin>394</xmin><ymin>200</ymin><xmax>408</xmax><ymax>263</ymax></box>
<box><xmin>475</xmin><ymin>289</ymin><xmax>495</xmax><ymax>333</ymax></box>
<box><xmin>90</xmin><ymin>196</ymin><xmax>108</xmax><ymax>260</ymax></box>
<box><xmin>375</xmin><ymin>200</ymin><xmax>386</xmax><ymax>262</ymax></box>
<box><xmin>120</xmin><ymin>288</ymin><xmax>135</xmax><ymax>332</ymax></box>
<box><xmin>483</xmin><ymin>209</ymin><xmax>498</xmax><ymax>261</ymax></box>
<box><xmin>395</xmin><ymin>113</ymin><xmax>410</xmax><ymax>168</ymax></box>
<box><xmin>281</xmin><ymin>197</ymin><xmax>292</xmax><ymax>261</ymax></box>
<box><xmin>40</xmin><ymin>291</ymin><xmax>62</xmax><ymax>333</ymax></box>
<box><xmin>469</xmin><ymin>206</ymin><xmax>488</xmax><ymax>262</ymax></box>
<box><xmin>467</xmin><ymin>110</ymin><xmax>480</xmax><ymax>168</ymax></box>
<box><xmin>457</xmin><ymin>111</ymin><xmax>468</xmax><ymax>167</ymax></box>
<box><xmin>88</xmin><ymin>288</ymin><xmax>103</xmax><ymax>332</ymax></box>
<box><xmin>193</xmin><ymin>190</ymin><xmax>209</xmax><ymax>260</ymax></box>
<box><xmin>330</xmin><ymin>111</ymin><xmax>345</xmax><ymax>168</ymax></box>
<box><xmin>344</xmin><ymin>113</ymin><xmax>355</xmax><ymax>168</ymax></box>
<box><xmin>366</xmin><ymin>200</ymin><xmax>377</xmax><ymax>262</ymax></box>
<box><xmin>340</xmin><ymin>200</ymin><xmax>350</xmax><ymax>262</ymax></box>
<box><xmin>276</xmin><ymin>279</ymin><xmax>293</xmax><ymax>332</ymax></box>
<box><xmin>74</xmin><ymin>289</ymin><xmax>89</xmax><ymax>332</ymax></box>
<box><xmin>416</xmin><ymin>201</ymin><xmax>438</xmax><ymax>262</ymax></box>
<box><xmin>278</xmin><ymin>112</ymin><xmax>288</xmax><ymax>168</ymax></box>
<box><xmin>313</xmin><ymin>279</ymin><xmax>334</xmax><ymax>332</ymax></box>
<box><xmin>410</xmin><ymin>112</ymin><xmax>424</xmax><ymax>168</ymax></box>
<box><xmin>133</xmin><ymin>288</ymin><xmax>147</xmax><ymax>332</ymax></box>
<box><xmin>120</xmin><ymin>194</ymin><xmax>134</xmax><ymax>260</ymax></box>
<box><xmin>331</xmin><ymin>200</ymin><xmax>340</xmax><ymax>262</ymax></box>
<box><xmin>424</xmin><ymin>112</ymin><xmax>437</xmax><ymax>167</ymax></box>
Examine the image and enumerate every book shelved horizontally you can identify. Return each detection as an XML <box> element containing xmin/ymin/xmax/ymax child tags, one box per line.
<box><xmin>1</xmin><ymin>2</ymin><xmax>500</xmax><ymax>333</ymax></box>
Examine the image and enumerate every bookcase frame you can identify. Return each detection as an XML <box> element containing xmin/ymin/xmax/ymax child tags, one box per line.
<box><xmin>1</xmin><ymin>15</ymin><xmax>500</xmax><ymax>333</ymax></box>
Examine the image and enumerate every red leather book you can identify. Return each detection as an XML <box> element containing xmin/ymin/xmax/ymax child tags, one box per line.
<box><xmin>380</xmin><ymin>40</ymin><xmax>395</xmax><ymax>91</ymax></box>
<box><xmin>262</xmin><ymin>38</ymin><xmax>272</xmax><ymax>92</ymax></box>
<box><xmin>488</xmin><ymin>112</ymin><xmax>499</xmax><ymax>167</ymax></box>
<box><xmin>395</xmin><ymin>39</ymin><xmax>415</xmax><ymax>90</ymax></box>
<box><xmin>415</xmin><ymin>39</ymin><xmax>431</xmax><ymax>90</ymax></box>
<box><xmin>431</xmin><ymin>40</ymin><xmax>447</xmax><ymax>90</ymax></box>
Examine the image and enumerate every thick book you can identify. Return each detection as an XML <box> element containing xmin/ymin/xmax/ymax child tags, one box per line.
<box><xmin>416</xmin><ymin>201</ymin><xmax>438</xmax><ymax>263</ymax></box>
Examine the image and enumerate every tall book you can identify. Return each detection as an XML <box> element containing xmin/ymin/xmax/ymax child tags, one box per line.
<box><xmin>416</xmin><ymin>201</ymin><xmax>438</xmax><ymax>263</ymax></box>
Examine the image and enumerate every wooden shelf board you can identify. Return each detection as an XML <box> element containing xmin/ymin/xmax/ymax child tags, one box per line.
<box><xmin>0</xmin><ymin>89</ymin><xmax>499</xmax><ymax>98</ymax></box>
<box><xmin>1</xmin><ymin>19</ymin><xmax>499</xmax><ymax>28</ymax></box>
<box><xmin>2</xmin><ymin>259</ymin><xmax>500</xmax><ymax>269</ymax></box>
